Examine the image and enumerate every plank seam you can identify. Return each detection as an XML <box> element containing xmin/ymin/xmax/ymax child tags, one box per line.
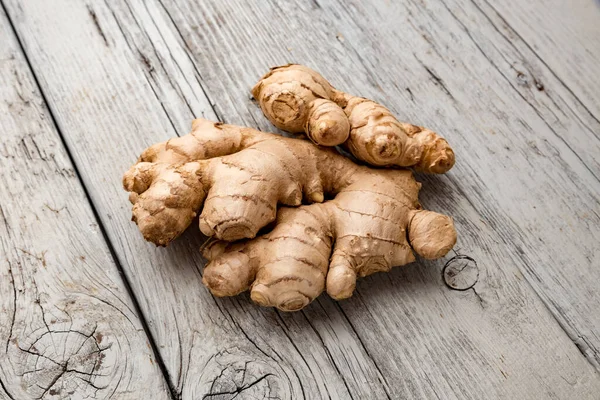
<box><xmin>155</xmin><ymin>0</ymin><xmax>223</xmax><ymax>122</ymax></box>
<box><xmin>299</xmin><ymin>310</ymin><xmax>357</xmax><ymax>400</ymax></box>
<box><xmin>333</xmin><ymin>302</ymin><xmax>393</xmax><ymax>398</ymax></box>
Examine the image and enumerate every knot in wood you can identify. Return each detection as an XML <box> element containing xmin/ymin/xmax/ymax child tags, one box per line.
<box><xmin>17</xmin><ymin>325</ymin><xmax>109</xmax><ymax>398</ymax></box>
<box><xmin>200</xmin><ymin>348</ymin><xmax>286</xmax><ymax>399</ymax></box>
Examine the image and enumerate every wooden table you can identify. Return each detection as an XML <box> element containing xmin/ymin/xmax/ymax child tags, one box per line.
<box><xmin>1</xmin><ymin>0</ymin><xmax>599</xmax><ymax>398</ymax></box>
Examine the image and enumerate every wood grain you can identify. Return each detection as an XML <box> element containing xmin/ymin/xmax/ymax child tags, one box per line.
<box><xmin>0</xmin><ymin>6</ymin><xmax>171</xmax><ymax>400</ymax></box>
<box><xmin>487</xmin><ymin>0</ymin><xmax>600</xmax><ymax>120</ymax></box>
<box><xmin>2</xmin><ymin>0</ymin><xmax>599</xmax><ymax>398</ymax></box>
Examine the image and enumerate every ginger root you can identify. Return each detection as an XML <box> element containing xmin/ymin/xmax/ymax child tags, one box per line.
<box><xmin>252</xmin><ymin>64</ymin><xmax>455</xmax><ymax>174</ymax></box>
<box><xmin>123</xmin><ymin>119</ymin><xmax>457</xmax><ymax>310</ymax></box>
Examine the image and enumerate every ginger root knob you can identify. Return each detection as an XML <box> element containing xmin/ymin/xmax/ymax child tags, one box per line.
<box><xmin>408</xmin><ymin>210</ymin><xmax>457</xmax><ymax>259</ymax></box>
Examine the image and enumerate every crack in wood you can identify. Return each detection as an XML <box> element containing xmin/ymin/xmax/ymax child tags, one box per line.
<box><xmin>17</xmin><ymin>325</ymin><xmax>111</xmax><ymax>398</ymax></box>
<box><xmin>87</xmin><ymin>6</ymin><xmax>108</xmax><ymax>46</ymax></box>
<box><xmin>203</xmin><ymin>373</ymin><xmax>274</xmax><ymax>399</ymax></box>
<box><xmin>5</xmin><ymin>262</ymin><xmax>17</xmax><ymax>353</ymax></box>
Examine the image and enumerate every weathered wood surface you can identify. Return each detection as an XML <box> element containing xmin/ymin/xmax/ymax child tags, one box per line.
<box><xmin>490</xmin><ymin>0</ymin><xmax>600</xmax><ymax>120</ymax></box>
<box><xmin>0</xmin><ymin>7</ymin><xmax>171</xmax><ymax>400</ymax></box>
<box><xmin>1</xmin><ymin>0</ymin><xmax>599</xmax><ymax>399</ymax></box>
<box><xmin>443</xmin><ymin>0</ymin><xmax>600</xmax><ymax>369</ymax></box>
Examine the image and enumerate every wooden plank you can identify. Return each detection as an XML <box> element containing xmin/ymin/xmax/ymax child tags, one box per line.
<box><xmin>453</xmin><ymin>0</ymin><xmax>600</xmax><ymax>180</ymax></box>
<box><xmin>4</xmin><ymin>1</ymin><xmax>600</xmax><ymax>400</ymax></box>
<box><xmin>482</xmin><ymin>0</ymin><xmax>600</xmax><ymax>121</ymax></box>
<box><xmin>438</xmin><ymin>0</ymin><xmax>600</xmax><ymax>369</ymax></box>
<box><xmin>0</xmin><ymin>6</ymin><xmax>171</xmax><ymax>400</ymax></box>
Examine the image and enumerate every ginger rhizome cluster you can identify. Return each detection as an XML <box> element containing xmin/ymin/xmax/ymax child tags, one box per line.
<box><xmin>123</xmin><ymin>118</ymin><xmax>457</xmax><ymax>311</ymax></box>
<box><xmin>252</xmin><ymin>64</ymin><xmax>455</xmax><ymax>174</ymax></box>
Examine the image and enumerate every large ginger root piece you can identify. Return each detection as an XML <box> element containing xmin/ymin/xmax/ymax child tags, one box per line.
<box><xmin>123</xmin><ymin>119</ymin><xmax>456</xmax><ymax>310</ymax></box>
<box><xmin>252</xmin><ymin>64</ymin><xmax>455</xmax><ymax>174</ymax></box>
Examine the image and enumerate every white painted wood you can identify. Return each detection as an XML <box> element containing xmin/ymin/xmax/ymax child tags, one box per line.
<box><xmin>3</xmin><ymin>0</ymin><xmax>600</xmax><ymax>399</ymax></box>
<box><xmin>485</xmin><ymin>0</ymin><xmax>600</xmax><ymax>120</ymax></box>
<box><xmin>0</xmin><ymin>7</ymin><xmax>171</xmax><ymax>400</ymax></box>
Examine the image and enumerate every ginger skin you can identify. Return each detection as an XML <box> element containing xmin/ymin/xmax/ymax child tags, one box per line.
<box><xmin>123</xmin><ymin>119</ymin><xmax>457</xmax><ymax>311</ymax></box>
<box><xmin>252</xmin><ymin>64</ymin><xmax>455</xmax><ymax>174</ymax></box>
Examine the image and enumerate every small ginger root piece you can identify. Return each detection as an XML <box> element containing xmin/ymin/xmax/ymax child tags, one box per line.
<box><xmin>252</xmin><ymin>64</ymin><xmax>455</xmax><ymax>174</ymax></box>
<box><xmin>123</xmin><ymin>119</ymin><xmax>456</xmax><ymax>310</ymax></box>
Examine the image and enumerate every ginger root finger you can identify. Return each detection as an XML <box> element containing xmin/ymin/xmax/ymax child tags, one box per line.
<box><xmin>202</xmin><ymin>246</ymin><xmax>255</xmax><ymax>297</ymax></box>
<box><xmin>253</xmin><ymin>64</ymin><xmax>455</xmax><ymax>173</ymax></box>
<box><xmin>197</xmin><ymin>144</ymin><xmax>308</xmax><ymax>241</ymax></box>
<box><xmin>306</xmin><ymin>99</ymin><xmax>350</xmax><ymax>146</ymax></box>
<box><xmin>344</xmin><ymin>98</ymin><xmax>423</xmax><ymax>167</ymax></box>
<box><xmin>251</xmin><ymin>64</ymin><xmax>336</xmax><ymax>133</ymax></box>
<box><xmin>326</xmin><ymin>257</ymin><xmax>357</xmax><ymax>300</ymax></box>
<box><xmin>408</xmin><ymin>209</ymin><xmax>457</xmax><ymax>259</ymax></box>
<box><xmin>137</xmin><ymin>118</ymin><xmax>272</xmax><ymax>165</ymax></box>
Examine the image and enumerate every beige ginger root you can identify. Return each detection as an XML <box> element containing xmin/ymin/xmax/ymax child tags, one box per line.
<box><xmin>123</xmin><ymin>119</ymin><xmax>456</xmax><ymax>310</ymax></box>
<box><xmin>252</xmin><ymin>64</ymin><xmax>455</xmax><ymax>174</ymax></box>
